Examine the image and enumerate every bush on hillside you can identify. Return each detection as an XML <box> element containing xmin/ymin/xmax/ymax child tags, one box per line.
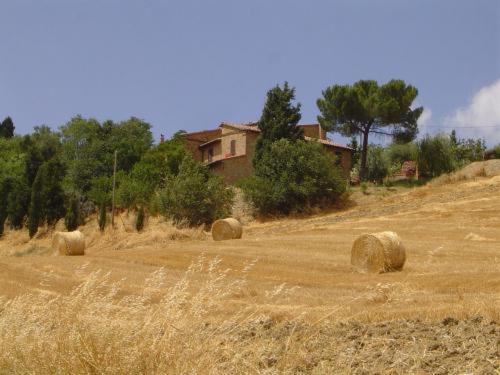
<box><xmin>387</xmin><ymin>142</ymin><xmax>418</xmax><ymax>165</ymax></box>
<box><xmin>159</xmin><ymin>156</ymin><xmax>234</xmax><ymax>227</ymax></box>
<box><xmin>365</xmin><ymin>145</ymin><xmax>390</xmax><ymax>183</ymax></box>
<box><xmin>0</xmin><ymin>178</ymin><xmax>11</xmax><ymax>236</ymax></box>
<box><xmin>240</xmin><ymin>139</ymin><xmax>346</xmax><ymax>216</ymax></box>
<box><xmin>417</xmin><ymin>134</ymin><xmax>457</xmax><ymax>178</ymax></box>
<box><xmin>485</xmin><ymin>144</ymin><xmax>500</xmax><ymax>159</ymax></box>
<box><xmin>65</xmin><ymin>195</ymin><xmax>80</xmax><ymax>231</ymax></box>
<box><xmin>98</xmin><ymin>204</ymin><xmax>106</xmax><ymax>232</ymax></box>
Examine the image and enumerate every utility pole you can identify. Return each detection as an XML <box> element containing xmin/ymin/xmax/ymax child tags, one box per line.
<box><xmin>111</xmin><ymin>150</ymin><xmax>117</xmax><ymax>227</ymax></box>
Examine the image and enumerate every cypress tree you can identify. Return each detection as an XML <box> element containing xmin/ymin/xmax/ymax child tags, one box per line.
<box><xmin>7</xmin><ymin>179</ymin><xmax>30</xmax><ymax>230</ymax></box>
<box><xmin>43</xmin><ymin>159</ymin><xmax>65</xmax><ymax>227</ymax></box>
<box><xmin>0</xmin><ymin>117</ymin><xmax>15</xmax><ymax>138</ymax></box>
<box><xmin>136</xmin><ymin>206</ymin><xmax>145</xmax><ymax>232</ymax></box>
<box><xmin>98</xmin><ymin>204</ymin><xmax>106</xmax><ymax>232</ymax></box>
<box><xmin>28</xmin><ymin>167</ymin><xmax>45</xmax><ymax>238</ymax></box>
<box><xmin>254</xmin><ymin>82</ymin><xmax>303</xmax><ymax>166</ymax></box>
<box><xmin>0</xmin><ymin>178</ymin><xmax>11</xmax><ymax>237</ymax></box>
<box><xmin>65</xmin><ymin>196</ymin><xmax>80</xmax><ymax>231</ymax></box>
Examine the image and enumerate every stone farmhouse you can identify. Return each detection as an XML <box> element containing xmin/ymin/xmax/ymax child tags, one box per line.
<box><xmin>182</xmin><ymin>122</ymin><xmax>353</xmax><ymax>184</ymax></box>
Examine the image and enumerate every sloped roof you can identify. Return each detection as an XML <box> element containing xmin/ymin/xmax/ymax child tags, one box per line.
<box><xmin>219</xmin><ymin>122</ymin><xmax>352</xmax><ymax>151</ymax></box>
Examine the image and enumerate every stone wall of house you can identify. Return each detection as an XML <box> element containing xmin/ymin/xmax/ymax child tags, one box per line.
<box><xmin>220</xmin><ymin>126</ymin><xmax>247</xmax><ymax>157</ymax></box>
<box><xmin>201</xmin><ymin>140</ymin><xmax>222</xmax><ymax>163</ymax></box>
<box><xmin>324</xmin><ymin>147</ymin><xmax>352</xmax><ymax>178</ymax></box>
<box><xmin>183</xmin><ymin>129</ymin><xmax>220</xmax><ymax>162</ymax></box>
<box><xmin>185</xmin><ymin>125</ymin><xmax>352</xmax><ymax>184</ymax></box>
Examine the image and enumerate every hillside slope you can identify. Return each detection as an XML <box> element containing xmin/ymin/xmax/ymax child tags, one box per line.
<box><xmin>1</xmin><ymin>161</ymin><xmax>499</xmax><ymax>320</ymax></box>
<box><xmin>0</xmin><ymin>161</ymin><xmax>499</xmax><ymax>373</ymax></box>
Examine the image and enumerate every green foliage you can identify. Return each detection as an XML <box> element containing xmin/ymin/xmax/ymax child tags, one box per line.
<box><xmin>159</xmin><ymin>156</ymin><xmax>234</xmax><ymax>227</ymax></box>
<box><xmin>486</xmin><ymin>144</ymin><xmax>500</xmax><ymax>159</ymax></box>
<box><xmin>43</xmin><ymin>159</ymin><xmax>66</xmax><ymax>226</ymax></box>
<box><xmin>116</xmin><ymin>137</ymin><xmax>187</xmax><ymax>210</ymax></box>
<box><xmin>241</xmin><ymin>139</ymin><xmax>346</xmax><ymax>216</ymax></box>
<box><xmin>254</xmin><ymin>82</ymin><xmax>303</xmax><ymax>165</ymax></box>
<box><xmin>387</xmin><ymin>142</ymin><xmax>418</xmax><ymax>165</ymax></box>
<box><xmin>0</xmin><ymin>117</ymin><xmax>15</xmax><ymax>138</ymax></box>
<box><xmin>98</xmin><ymin>204</ymin><xmax>106</xmax><ymax>232</ymax></box>
<box><xmin>88</xmin><ymin>176</ymin><xmax>113</xmax><ymax>206</ymax></box>
<box><xmin>28</xmin><ymin>168</ymin><xmax>44</xmax><ymax>238</ymax></box>
<box><xmin>417</xmin><ymin>135</ymin><xmax>457</xmax><ymax>178</ymax></box>
<box><xmin>450</xmin><ymin>131</ymin><xmax>486</xmax><ymax>166</ymax></box>
<box><xmin>65</xmin><ymin>196</ymin><xmax>80</xmax><ymax>231</ymax></box>
<box><xmin>0</xmin><ymin>178</ymin><xmax>11</xmax><ymax>236</ymax></box>
<box><xmin>365</xmin><ymin>145</ymin><xmax>390</xmax><ymax>183</ymax></box>
<box><xmin>60</xmin><ymin>116</ymin><xmax>153</xmax><ymax>194</ymax></box>
<box><xmin>27</xmin><ymin>159</ymin><xmax>66</xmax><ymax>237</ymax></box>
<box><xmin>347</xmin><ymin>136</ymin><xmax>361</xmax><ymax>167</ymax></box>
<box><xmin>317</xmin><ymin>79</ymin><xmax>423</xmax><ymax>180</ymax></box>
<box><xmin>6</xmin><ymin>178</ymin><xmax>30</xmax><ymax>229</ymax></box>
<box><xmin>115</xmin><ymin>173</ymin><xmax>149</xmax><ymax>209</ymax></box>
<box><xmin>136</xmin><ymin>207</ymin><xmax>145</xmax><ymax>232</ymax></box>
<box><xmin>360</xmin><ymin>182</ymin><xmax>368</xmax><ymax>195</ymax></box>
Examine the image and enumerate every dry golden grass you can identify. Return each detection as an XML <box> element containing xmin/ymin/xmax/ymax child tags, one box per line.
<box><xmin>0</xmin><ymin>162</ymin><xmax>499</xmax><ymax>373</ymax></box>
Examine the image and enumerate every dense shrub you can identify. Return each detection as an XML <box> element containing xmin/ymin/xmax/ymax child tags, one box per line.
<box><xmin>98</xmin><ymin>204</ymin><xmax>107</xmax><ymax>232</ymax></box>
<box><xmin>65</xmin><ymin>195</ymin><xmax>80</xmax><ymax>231</ymax></box>
<box><xmin>241</xmin><ymin>139</ymin><xmax>346</xmax><ymax>216</ymax></box>
<box><xmin>417</xmin><ymin>135</ymin><xmax>457</xmax><ymax>178</ymax></box>
<box><xmin>365</xmin><ymin>145</ymin><xmax>390</xmax><ymax>183</ymax></box>
<box><xmin>159</xmin><ymin>157</ymin><xmax>233</xmax><ymax>227</ymax></box>
<box><xmin>136</xmin><ymin>206</ymin><xmax>145</xmax><ymax>232</ymax></box>
<box><xmin>387</xmin><ymin>142</ymin><xmax>418</xmax><ymax>165</ymax></box>
<box><xmin>0</xmin><ymin>178</ymin><xmax>11</xmax><ymax>236</ymax></box>
<box><xmin>486</xmin><ymin>144</ymin><xmax>500</xmax><ymax>159</ymax></box>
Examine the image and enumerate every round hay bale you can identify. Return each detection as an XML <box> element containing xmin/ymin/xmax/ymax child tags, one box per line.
<box><xmin>351</xmin><ymin>231</ymin><xmax>405</xmax><ymax>273</ymax></box>
<box><xmin>211</xmin><ymin>218</ymin><xmax>243</xmax><ymax>241</ymax></box>
<box><xmin>52</xmin><ymin>231</ymin><xmax>85</xmax><ymax>256</ymax></box>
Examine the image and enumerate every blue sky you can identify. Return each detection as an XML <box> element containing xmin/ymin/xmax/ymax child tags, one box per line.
<box><xmin>1</xmin><ymin>0</ymin><xmax>499</xmax><ymax>145</ymax></box>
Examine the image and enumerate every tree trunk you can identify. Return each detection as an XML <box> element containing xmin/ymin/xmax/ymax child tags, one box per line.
<box><xmin>359</xmin><ymin>130</ymin><xmax>370</xmax><ymax>181</ymax></box>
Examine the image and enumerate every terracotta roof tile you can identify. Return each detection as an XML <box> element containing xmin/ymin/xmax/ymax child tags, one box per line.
<box><xmin>220</xmin><ymin>122</ymin><xmax>352</xmax><ymax>150</ymax></box>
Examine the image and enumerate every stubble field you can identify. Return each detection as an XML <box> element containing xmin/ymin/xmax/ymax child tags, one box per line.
<box><xmin>0</xmin><ymin>162</ymin><xmax>499</xmax><ymax>373</ymax></box>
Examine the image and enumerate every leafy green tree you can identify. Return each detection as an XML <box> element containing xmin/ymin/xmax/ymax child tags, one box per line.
<box><xmin>65</xmin><ymin>195</ymin><xmax>80</xmax><ymax>231</ymax></box>
<box><xmin>88</xmin><ymin>176</ymin><xmax>112</xmax><ymax>207</ymax></box>
<box><xmin>28</xmin><ymin>168</ymin><xmax>45</xmax><ymax>238</ymax></box>
<box><xmin>43</xmin><ymin>159</ymin><xmax>66</xmax><ymax>227</ymax></box>
<box><xmin>27</xmin><ymin>159</ymin><xmax>65</xmax><ymax>237</ymax></box>
<box><xmin>387</xmin><ymin>142</ymin><xmax>418</xmax><ymax>165</ymax></box>
<box><xmin>0</xmin><ymin>178</ymin><xmax>11</xmax><ymax>236</ymax></box>
<box><xmin>365</xmin><ymin>145</ymin><xmax>390</xmax><ymax>183</ymax></box>
<box><xmin>254</xmin><ymin>82</ymin><xmax>303</xmax><ymax>165</ymax></box>
<box><xmin>60</xmin><ymin>116</ymin><xmax>153</xmax><ymax>194</ymax></box>
<box><xmin>159</xmin><ymin>156</ymin><xmax>234</xmax><ymax>227</ymax></box>
<box><xmin>116</xmin><ymin>136</ymin><xmax>187</xmax><ymax>210</ymax></box>
<box><xmin>60</xmin><ymin>116</ymin><xmax>107</xmax><ymax>193</ymax></box>
<box><xmin>449</xmin><ymin>130</ymin><xmax>486</xmax><ymax>166</ymax></box>
<box><xmin>0</xmin><ymin>117</ymin><xmax>15</xmax><ymax>138</ymax></box>
<box><xmin>486</xmin><ymin>144</ymin><xmax>500</xmax><ymax>159</ymax></box>
<box><xmin>136</xmin><ymin>206</ymin><xmax>145</xmax><ymax>232</ymax></box>
<box><xmin>417</xmin><ymin>134</ymin><xmax>456</xmax><ymax>178</ymax></box>
<box><xmin>109</xmin><ymin>117</ymin><xmax>153</xmax><ymax>172</ymax></box>
<box><xmin>241</xmin><ymin>139</ymin><xmax>346</xmax><ymax>216</ymax></box>
<box><xmin>7</xmin><ymin>178</ymin><xmax>30</xmax><ymax>229</ymax></box>
<box><xmin>347</xmin><ymin>136</ymin><xmax>361</xmax><ymax>167</ymax></box>
<box><xmin>317</xmin><ymin>79</ymin><xmax>423</xmax><ymax>180</ymax></box>
<box><xmin>98</xmin><ymin>204</ymin><xmax>107</xmax><ymax>232</ymax></box>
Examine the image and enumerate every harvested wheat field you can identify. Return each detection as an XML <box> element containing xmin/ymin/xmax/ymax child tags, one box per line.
<box><xmin>0</xmin><ymin>162</ymin><xmax>499</xmax><ymax>374</ymax></box>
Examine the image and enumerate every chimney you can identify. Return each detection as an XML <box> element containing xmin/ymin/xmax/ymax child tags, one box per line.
<box><xmin>160</xmin><ymin>134</ymin><xmax>165</xmax><ymax>144</ymax></box>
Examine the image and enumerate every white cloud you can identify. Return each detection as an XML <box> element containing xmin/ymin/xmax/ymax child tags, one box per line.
<box><xmin>445</xmin><ymin>79</ymin><xmax>500</xmax><ymax>144</ymax></box>
<box><xmin>417</xmin><ymin>107</ymin><xmax>432</xmax><ymax>135</ymax></box>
